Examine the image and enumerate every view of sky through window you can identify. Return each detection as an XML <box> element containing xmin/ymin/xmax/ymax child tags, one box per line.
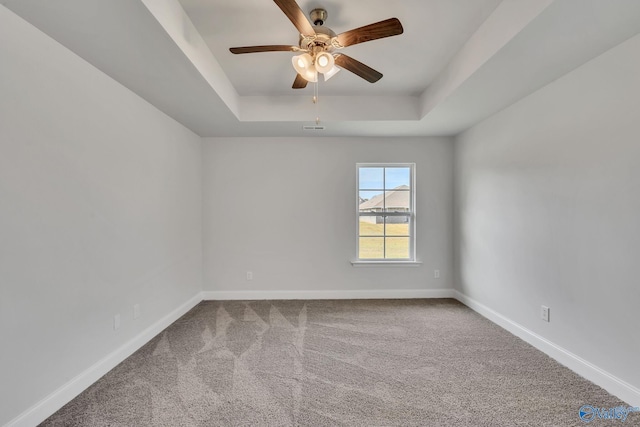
<box><xmin>358</xmin><ymin>167</ymin><xmax>411</xmax><ymax>190</ymax></box>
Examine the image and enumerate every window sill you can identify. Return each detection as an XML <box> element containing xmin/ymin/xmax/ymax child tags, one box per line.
<box><xmin>351</xmin><ymin>261</ymin><xmax>423</xmax><ymax>267</ymax></box>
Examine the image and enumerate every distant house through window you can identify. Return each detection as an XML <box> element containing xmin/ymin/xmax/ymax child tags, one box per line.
<box><xmin>357</xmin><ymin>164</ymin><xmax>415</xmax><ymax>260</ymax></box>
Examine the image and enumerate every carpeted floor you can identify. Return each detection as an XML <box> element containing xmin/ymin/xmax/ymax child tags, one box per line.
<box><xmin>41</xmin><ymin>299</ymin><xmax>627</xmax><ymax>426</ymax></box>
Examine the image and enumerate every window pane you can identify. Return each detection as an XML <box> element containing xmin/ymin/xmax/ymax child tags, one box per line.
<box><xmin>359</xmin><ymin>216</ymin><xmax>384</xmax><ymax>236</ymax></box>
<box><xmin>359</xmin><ymin>190</ymin><xmax>384</xmax><ymax>213</ymax></box>
<box><xmin>359</xmin><ymin>167</ymin><xmax>383</xmax><ymax>190</ymax></box>
<box><xmin>383</xmin><ymin>188</ymin><xmax>410</xmax><ymax>212</ymax></box>
<box><xmin>359</xmin><ymin>237</ymin><xmax>384</xmax><ymax>259</ymax></box>
<box><xmin>385</xmin><ymin>237</ymin><xmax>410</xmax><ymax>259</ymax></box>
<box><xmin>385</xmin><ymin>219</ymin><xmax>410</xmax><ymax>236</ymax></box>
<box><xmin>385</xmin><ymin>167</ymin><xmax>411</xmax><ymax>189</ymax></box>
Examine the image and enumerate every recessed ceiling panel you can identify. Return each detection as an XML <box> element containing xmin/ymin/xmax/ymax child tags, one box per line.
<box><xmin>178</xmin><ymin>0</ymin><xmax>502</xmax><ymax>96</ymax></box>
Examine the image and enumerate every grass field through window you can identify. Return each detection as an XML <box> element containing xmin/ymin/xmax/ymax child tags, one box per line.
<box><xmin>359</xmin><ymin>221</ymin><xmax>410</xmax><ymax>259</ymax></box>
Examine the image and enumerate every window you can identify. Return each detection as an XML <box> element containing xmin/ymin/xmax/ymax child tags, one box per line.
<box><xmin>357</xmin><ymin>164</ymin><xmax>415</xmax><ymax>261</ymax></box>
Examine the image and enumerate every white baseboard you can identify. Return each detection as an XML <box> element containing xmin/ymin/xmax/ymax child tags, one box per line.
<box><xmin>6</xmin><ymin>292</ymin><xmax>204</xmax><ymax>427</ymax></box>
<box><xmin>202</xmin><ymin>288</ymin><xmax>456</xmax><ymax>301</ymax></box>
<box><xmin>452</xmin><ymin>290</ymin><xmax>640</xmax><ymax>407</ymax></box>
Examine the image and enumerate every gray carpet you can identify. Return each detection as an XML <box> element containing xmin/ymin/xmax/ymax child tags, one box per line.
<box><xmin>41</xmin><ymin>299</ymin><xmax>626</xmax><ymax>426</ymax></box>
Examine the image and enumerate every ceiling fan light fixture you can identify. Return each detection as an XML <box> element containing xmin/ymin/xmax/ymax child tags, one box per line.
<box><xmin>292</xmin><ymin>53</ymin><xmax>317</xmax><ymax>82</ymax></box>
<box><xmin>306</xmin><ymin>69</ymin><xmax>319</xmax><ymax>82</ymax></box>
<box><xmin>314</xmin><ymin>52</ymin><xmax>335</xmax><ymax>74</ymax></box>
<box><xmin>323</xmin><ymin>65</ymin><xmax>340</xmax><ymax>81</ymax></box>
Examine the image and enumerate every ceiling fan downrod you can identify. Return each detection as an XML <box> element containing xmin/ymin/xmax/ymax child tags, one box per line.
<box><xmin>309</xmin><ymin>8</ymin><xmax>327</xmax><ymax>26</ymax></box>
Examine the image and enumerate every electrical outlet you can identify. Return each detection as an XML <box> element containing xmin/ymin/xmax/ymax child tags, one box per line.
<box><xmin>434</xmin><ymin>270</ymin><xmax>440</xmax><ymax>279</ymax></box>
<box><xmin>114</xmin><ymin>313</ymin><xmax>121</xmax><ymax>330</ymax></box>
<box><xmin>134</xmin><ymin>304</ymin><xmax>140</xmax><ymax>320</ymax></box>
<box><xmin>246</xmin><ymin>271</ymin><xmax>253</xmax><ymax>280</ymax></box>
<box><xmin>541</xmin><ymin>306</ymin><xmax>550</xmax><ymax>322</ymax></box>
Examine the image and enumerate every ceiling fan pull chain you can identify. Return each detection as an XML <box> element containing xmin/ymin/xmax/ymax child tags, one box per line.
<box><xmin>315</xmin><ymin>80</ymin><xmax>320</xmax><ymax>125</ymax></box>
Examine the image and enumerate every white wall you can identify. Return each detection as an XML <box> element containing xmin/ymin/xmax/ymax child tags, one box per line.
<box><xmin>202</xmin><ymin>137</ymin><xmax>453</xmax><ymax>296</ymax></box>
<box><xmin>0</xmin><ymin>7</ymin><xmax>202</xmax><ymax>425</ymax></box>
<box><xmin>454</xmin><ymin>34</ymin><xmax>640</xmax><ymax>397</ymax></box>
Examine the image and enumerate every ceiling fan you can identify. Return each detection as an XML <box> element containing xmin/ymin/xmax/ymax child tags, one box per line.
<box><xmin>229</xmin><ymin>0</ymin><xmax>404</xmax><ymax>89</ymax></box>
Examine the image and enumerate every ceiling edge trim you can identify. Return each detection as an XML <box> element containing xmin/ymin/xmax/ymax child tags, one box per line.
<box><xmin>418</xmin><ymin>0</ymin><xmax>555</xmax><ymax>119</ymax></box>
<box><xmin>140</xmin><ymin>0</ymin><xmax>240</xmax><ymax>118</ymax></box>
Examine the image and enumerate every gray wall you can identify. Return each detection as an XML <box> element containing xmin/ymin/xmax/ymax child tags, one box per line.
<box><xmin>203</xmin><ymin>137</ymin><xmax>454</xmax><ymax>294</ymax></box>
<box><xmin>0</xmin><ymin>8</ymin><xmax>203</xmax><ymax>425</ymax></box>
<box><xmin>454</xmin><ymin>34</ymin><xmax>640</xmax><ymax>391</ymax></box>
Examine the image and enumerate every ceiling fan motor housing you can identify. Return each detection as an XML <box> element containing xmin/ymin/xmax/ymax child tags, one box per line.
<box><xmin>300</xmin><ymin>9</ymin><xmax>336</xmax><ymax>53</ymax></box>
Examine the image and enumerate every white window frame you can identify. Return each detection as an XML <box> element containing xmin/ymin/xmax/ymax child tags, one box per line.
<box><xmin>354</xmin><ymin>163</ymin><xmax>418</xmax><ymax>265</ymax></box>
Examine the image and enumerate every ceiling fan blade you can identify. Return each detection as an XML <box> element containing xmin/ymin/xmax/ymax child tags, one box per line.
<box><xmin>334</xmin><ymin>54</ymin><xmax>383</xmax><ymax>83</ymax></box>
<box><xmin>334</xmin><ymin>18</ymin><xmax>404</xmax><ymax>48</ymax></box>
<box><xmin>229</xmin><ymin>45</ymin><xmax>299</xmax><ymax>54</ymax></box>
<box><xmin>273</xmin><ymin>0</ymin><xmax>316</xmax><ymax>36</ymax></box>
<box><xmin>293</xmin><ymin>73</ymin><xmax>308</xmax><ymax>89</ymax></box>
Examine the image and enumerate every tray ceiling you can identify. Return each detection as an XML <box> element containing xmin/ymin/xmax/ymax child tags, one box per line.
<box><xmin>3</xmin><ymin>0</ymin><xmax>640</xmax><ymax>137</ymax></box>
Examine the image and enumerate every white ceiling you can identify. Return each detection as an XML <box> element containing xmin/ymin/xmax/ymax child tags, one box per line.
<box><xmin>3</xmin><ymin>0</ymin><xmax>640</xmax><ymax>137</ymax></box>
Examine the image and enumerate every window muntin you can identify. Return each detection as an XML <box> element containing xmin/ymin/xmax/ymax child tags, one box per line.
<box><xmin>357</xmin><ymin>164</ymin><xmax>415</xmax><ymax>260</ymax></box>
